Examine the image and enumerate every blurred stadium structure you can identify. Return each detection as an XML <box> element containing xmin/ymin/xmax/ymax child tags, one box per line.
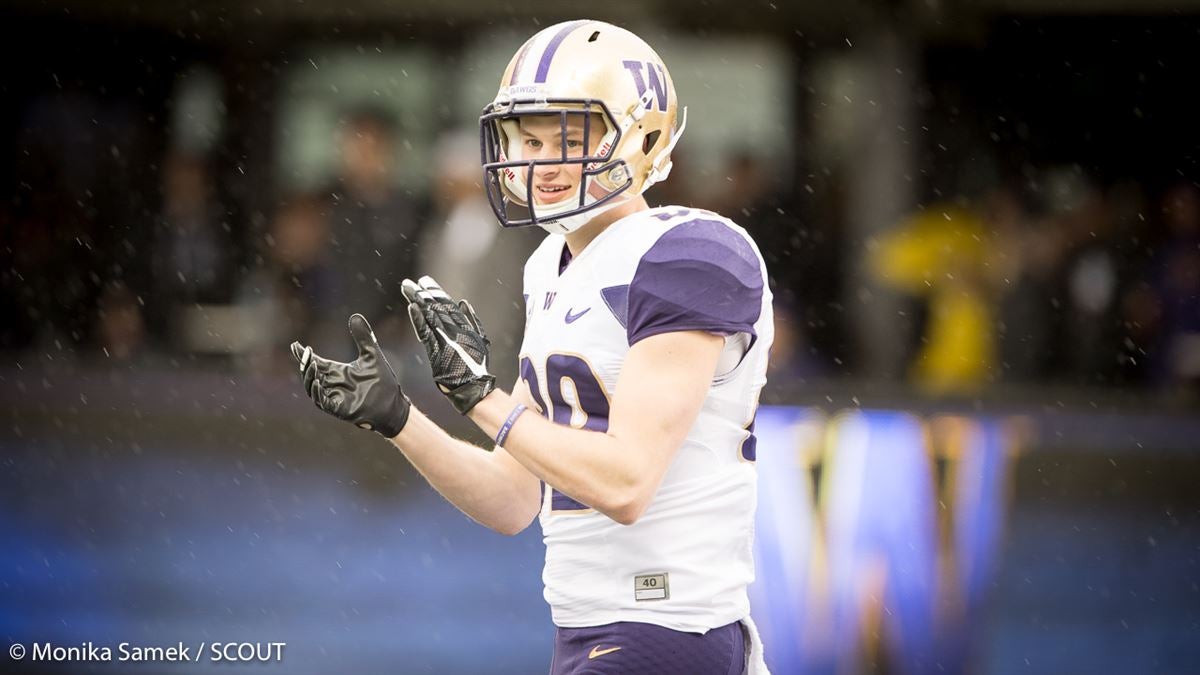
<box><xmin>2</xmin><ymin>0</ymin><xmax>1199</xmax><ymax>673</ymax></box>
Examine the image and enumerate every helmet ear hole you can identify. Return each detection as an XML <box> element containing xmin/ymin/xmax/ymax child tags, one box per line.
<box><xmin>642</xmin><ymin>130</ymin><xmax>662</xmax><ymax>155</ymax></box>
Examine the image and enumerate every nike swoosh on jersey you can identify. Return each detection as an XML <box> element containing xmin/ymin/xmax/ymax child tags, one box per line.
<box><xmin>564</xmin><ymin>307</ymin><xmax>591</xmax><ymax>323</ymax></box>
<box><xmin>435</xmin><ymin>328</ymin><xmax>489</xmax><ymax>377</ymax></box>
<box><xmin>587</xmin><ymin>646</ymin><xmax>621</xmax><ymax>659</ymax></box>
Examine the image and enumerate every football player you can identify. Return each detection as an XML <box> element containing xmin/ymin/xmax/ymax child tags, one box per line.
<box><xmin>292</xmin><ymin>20</ymin><xmax>773</xmax><ymax>674</ymax></box>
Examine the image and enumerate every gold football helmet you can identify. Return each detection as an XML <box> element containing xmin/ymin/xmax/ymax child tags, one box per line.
<box><xmin>480</xmin><ymin>20</ymin><xmax>686</xmax><ymax>234</ymax></box>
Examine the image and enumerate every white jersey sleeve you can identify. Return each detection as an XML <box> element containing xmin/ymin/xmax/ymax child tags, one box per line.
<box><xmin>518</xmin><ymin>206</ymin><xmax>773</xmax><ymax>632</ymax></box>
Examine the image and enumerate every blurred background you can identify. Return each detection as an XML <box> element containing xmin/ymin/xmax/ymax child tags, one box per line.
<box><xmin>1</xmin><ymin>0</ymin><xmax>1198</xmax><ymax>673</ymax></box>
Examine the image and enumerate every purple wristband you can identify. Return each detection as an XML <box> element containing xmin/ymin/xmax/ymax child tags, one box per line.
<box><xmin>495</xmin><ymin>404</ymin><xmax>528</xmax><ymax>448</ymax></box>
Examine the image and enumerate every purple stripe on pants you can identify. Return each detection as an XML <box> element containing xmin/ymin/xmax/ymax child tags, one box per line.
<box><xmin>550</xmin><ymin>620</ymin><xmax>745</xmax><ymax>675</ymax></box>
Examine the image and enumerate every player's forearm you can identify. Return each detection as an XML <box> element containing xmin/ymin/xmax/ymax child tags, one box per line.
<box><xmin>469</xmin><ymin>392</ymin><xmax>651</xmax><ymax>524</ymax></box>
<box><xmin>391</xmin><ymin>407</ymin><xmax>540</xmax><ymax>535</ymax></box>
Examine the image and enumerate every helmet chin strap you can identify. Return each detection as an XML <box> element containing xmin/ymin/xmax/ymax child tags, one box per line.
<box><xmin>646</xmin><ymin>106</ymin><xmax>687</xmax><ymax>187</ymax></box>
<box><xmin>534</xmin><ymin>193</ymin><xmax>626</xmax><ymax>235</ymax></box>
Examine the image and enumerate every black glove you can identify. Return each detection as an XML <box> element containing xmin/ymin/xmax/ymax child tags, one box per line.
<box><xmin>290</xmin><ymin>313</ymin><xmax>411</xmax><ymax>438</ymax></box>
<box><xmin>402</xmin><ymin>275</ymin><xmax>496</xmax><ymax>414</ymax></box>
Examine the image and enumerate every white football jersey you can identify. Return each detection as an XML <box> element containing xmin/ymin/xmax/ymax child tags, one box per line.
<box><xmin>517</xmin><ymin>205</ymin><xmax>774</xmax><ymax>632</ymax></box>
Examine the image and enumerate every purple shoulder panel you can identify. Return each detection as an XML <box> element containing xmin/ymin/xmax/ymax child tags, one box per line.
<box><xmin>626</xmin><ymin>218</ymin><xmax>764</xmax><ymax>345</ymax></box>
<box><xmin>600</xmin><ymin>284</ymin><xmax>630</xmax><ymax>329</ymax></box>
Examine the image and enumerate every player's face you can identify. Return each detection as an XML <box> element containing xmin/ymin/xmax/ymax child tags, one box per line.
<box><xmin>517</xmin><ymin>114</ymin><xmax>604</xmax><ymax>206</ymax></box>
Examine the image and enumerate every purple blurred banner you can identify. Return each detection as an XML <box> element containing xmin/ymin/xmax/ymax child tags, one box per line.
<box><xmin>751</xmin><ymin>407</ymin><xmax>1021</xmax><ymax>674</ymax></box>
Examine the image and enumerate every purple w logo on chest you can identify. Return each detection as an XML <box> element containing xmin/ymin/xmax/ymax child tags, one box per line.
<box><xmin>539</xmin><ymin>292</ymin><xmax>588</xmax><ymax>323</ymax></box>
<box><xmin>536</xmin><ymin>286</ymin><xmax>628</xmax><ymax>327</ymax></box>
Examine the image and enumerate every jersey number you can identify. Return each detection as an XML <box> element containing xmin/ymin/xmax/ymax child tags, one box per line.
<box><xmin>519</xmin><ymin>354</ymin><xmax>610</xmax><ymax>512</ymax></box>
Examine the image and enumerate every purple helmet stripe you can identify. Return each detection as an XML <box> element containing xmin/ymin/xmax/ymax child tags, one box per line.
<box><xmin>509</xmin><ymin>38</ymin><xmax>535</xmax><ymax>85</ymax></box>
<box><xmin>534</xmin><ymin>20</ymin><xmax>588</xmax><ymax>84</ymax></box>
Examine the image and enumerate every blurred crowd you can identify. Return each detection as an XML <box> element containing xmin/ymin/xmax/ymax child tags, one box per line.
<box><xmin>0</xmin><ymin>101</ymin><xmax>545</xmax><ymax>390</ymax></box>
<box><xmin>2</xmin><ymin>89</ymin><xmax>1197</xmax><ymax>400</ymax></box>
<box><xmin>868</xmin><ymin>176</ymin><xmax>1200</xmax><ymax>395</ymax></box>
